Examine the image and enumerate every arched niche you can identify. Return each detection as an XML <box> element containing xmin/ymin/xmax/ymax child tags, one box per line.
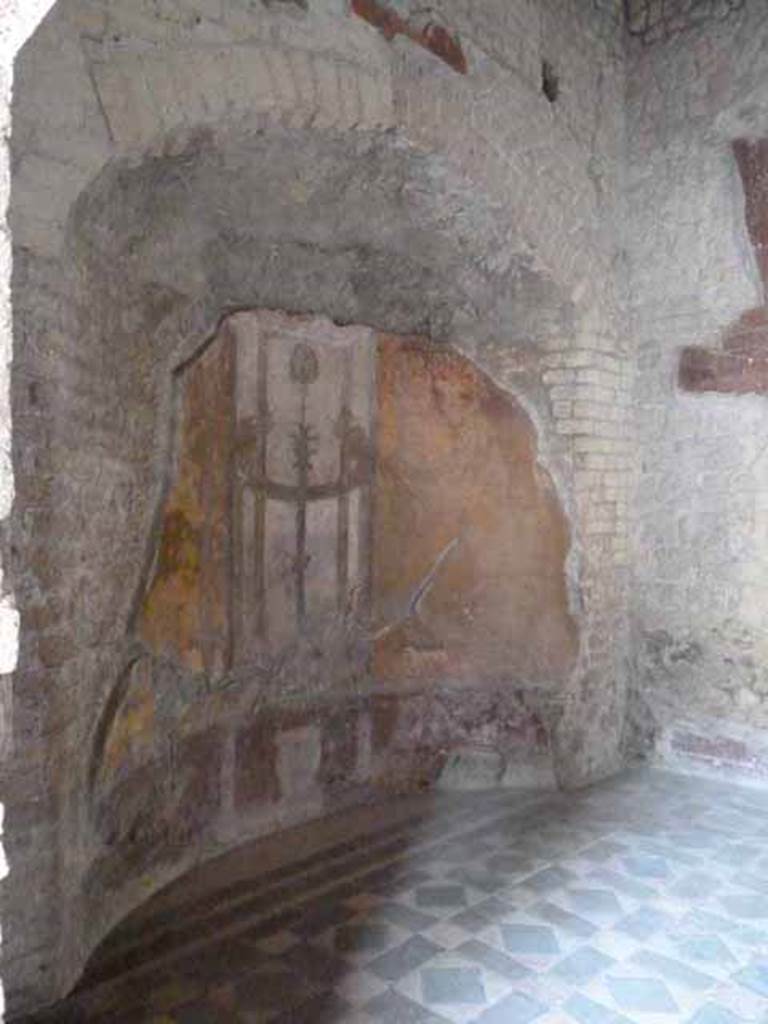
<box><xmin>5</xmin><ymin>3</ymin><xmax>581</xmax><ymax>1012</ymax></box>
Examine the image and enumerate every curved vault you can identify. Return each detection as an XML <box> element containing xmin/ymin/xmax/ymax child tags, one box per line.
<box><xmin>8</xmin><ymin>117</ymin><xmax>580</xmax><ymax>1013</ymax></box>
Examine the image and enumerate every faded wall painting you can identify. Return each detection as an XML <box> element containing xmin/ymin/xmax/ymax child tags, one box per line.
<box><xmin>90</xmin><ymin>313</ymin><xmax>577</xmax><ymax>864</ymax></box>
<box><xmin>138</xmin><ymin>311</ymin><xmax>375</xmax><ymax>675</ymax></box>
<box><xmin>137</xmin><ymin>312</ymin><xmax>577</xmax><ymax>688</ymax></box>
<box><xmin>373</xmin><ymin>335</ymin><xmax>577</xmax><ymax>685</ymax></box>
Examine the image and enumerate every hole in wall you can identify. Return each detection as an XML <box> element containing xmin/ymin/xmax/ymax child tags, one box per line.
<box><xmin>541</xmin><ymin>60</ymin><xmax>559</xmax><ymax>103</ymax></box>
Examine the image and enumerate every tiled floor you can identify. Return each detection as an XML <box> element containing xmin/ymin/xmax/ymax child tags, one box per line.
<box><xmin>38</xmin><ymin>768</ymin><xmax>768</xmax><ymax>1022</ymax></box>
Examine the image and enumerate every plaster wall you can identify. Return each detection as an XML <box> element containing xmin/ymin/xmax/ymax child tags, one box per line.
<box><xmin>2</xmin><ymin>0</ymin><xmax>630</xmax><ymax>1015</ymax></box>
<box><xmin>627</xmin><ymin>2</ymin><xmax>768</xmax><ymax>780</ymax></box>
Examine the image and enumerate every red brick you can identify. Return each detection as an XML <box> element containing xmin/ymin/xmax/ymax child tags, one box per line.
<box><xmin>679</xmin><ymin>345</ymin><xmax>768</xmax><ymax>394</ymax></box>
<box><xmin>673</xmin><ymin>730</ymin><xmax>749</xmax><ymax>764</ymax></box>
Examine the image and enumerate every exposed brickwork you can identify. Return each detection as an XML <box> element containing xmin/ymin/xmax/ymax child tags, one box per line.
<box><xmin>629</xmin><ymin>4</ymin><xmax>768</xmax><ymax>782</ymax></box>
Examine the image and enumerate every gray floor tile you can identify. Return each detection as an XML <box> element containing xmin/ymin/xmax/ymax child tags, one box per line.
<box><xmin>446</xmin><ymin>867</ymin><xmax>508</xmax><ymax>894</ymax></box>
<box><xmin>473</xmin><ymin>990</ymin><xmax>548</xmax><ymax>1023</ymax></box>
<box><xmin>606</xmin><ymin>976</ymin><xmax>678</xmax><ymax>1013</ymax></box>
<box><xmin>566</xmin><ymin>888</ymin><xmax>624</xmax><ymax>921</ymax></box>
<box><xmin>687</xmin><ymin>1004</ymin><xmax>748</xmax><ymax>1024</ymax></box>
<box><xmin>364</xmin><ymin>988</ymin><xmax>452</xmax><ymax>1023</ymax></box>
<box><xmin>374</xmin><ymin>902</ymin><xmax>439</xmax><ymax>932</ymax></box>
<box><xmin>415</xmin><ymin>886</ymin><xmax>469</xmax><ymax>910</ymax></box>
<box><xmin>449</xmin><ymin>897</ymin><xmax>516</xmax><ymax>934</ymax></box>
<box><xmin>369</xmin><ymin>935</ymin><xmax>444</xmax><ymax>982</ymax></box>
<box><xmin>720</xmin><ymin>892</ymin><xmax>768</xmax><ymax>919</ymax></box>
<box><xmin>522</xmin><ymin>866</ymin><xmax>577</xmax><ymax>893</ymax></box>
<box><xmin>630</xmin><ymin>949</ymin><xmax>717</xmax><ymax>991</ymax></box>
<box><xmin>501</xmin><ymin>923</ymin><xmax>560</xmax><ymax>956</ymax></box>
<box><xmin>588</xmin><ymin>867</ymin><xmax>657</xmax><ymax>900</ymax></box>
<box><xmin>550</xmin><ymin>946</ymin><xmax>614</xmax><ymax>985</ymax></box>
<box><xmin>564</xmin><ymin>993</ymin><xmax>633</xmax><ymax>1023</ymax></box>
<box><xmin>421</xmin><ymin>965</ymin><xmax>486</xmax><ymax>1005</ymax></box>
<box><xmin>335</xmin><ymin>923</ymin><xmax>397</xmax><ymax>956</ymax></box>
<box><xmin>457</xmin><ymin>939</ymin><xmax>531</xmax><ymax>982</ymax></box>
<box><xmin>673</xmin><ymin>934</ymin><xmax>737</xmax><ymax>967</ymax></box>
<box><xmin>734</xmin><ymin>961</ymin><xmax>768</xmax><ymax>997</ymax></box>
<box><xmin>614</xmin><ymin>905</ymin><xmax>671</xmax><ymax>940</ymax></box>
<box><xmin>530</xmin><ymin>901</ymin><xmax>598</xmax><ymax>939</ymax></box>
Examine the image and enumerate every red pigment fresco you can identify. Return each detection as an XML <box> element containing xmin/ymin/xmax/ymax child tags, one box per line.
<box><xmin>351</xmin><ymin>0</ymin><xmax>467</xmax><ymax>74</ymax></box>
<box><xmin>680</xmin><ymin>139</ymin><xmax>768</xmax><ymax>394</ymax></box>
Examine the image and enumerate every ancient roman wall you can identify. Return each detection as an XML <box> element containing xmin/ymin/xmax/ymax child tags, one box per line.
<box><xmin>628</xmin><ymin>2</ymin><xmax>768</xmax><ymax>780</ymax></box>
<box><xmin>2</xmin><ymin>0</ymin><xmax>630</xmax><ymax>1014</ymax></box>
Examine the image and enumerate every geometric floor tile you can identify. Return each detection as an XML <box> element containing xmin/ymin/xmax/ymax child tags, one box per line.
<box><xmin>473</xmin><ymin>990</ymin><xmax>548</xmax><ymax>1023</ymax></box>
<box><xmin>447</xmin><ymin>867</ymin><xmax>508</xmax><ymax>894</ymax></box>
<box><xmin>614</xmin><ymin>906</ymin><xmax>672</xmax><ymax>940</ymax></box>
<box><xmin>334</xmin><ymin>922</ymin><xmax>398</xmax><ymax>956</ymax></box>
<box><xmin>621</xmin><ymin>854</ymin><xmax>672</xmax><ymax>880</ymax></box>
<box><xmin>589</xmin><ymin>868</ymin><xmax>657</xmax><ymax>901</ymax></box>
<box><xmin>421</xmin><ymin>966</ymin><xmax>487</xmax><ymax>1005</ymax></box>
<box><xmin>457</xmin><ymin>939</ymin><xmax>532</xmax><ymax>981</ymax></box>
<box><xmin>682</xmin><ymin>909</ymin><xmax>768</xmax><ymax>948</ymax></box>
<box><xmin>369</xmin><ymin>936</ymin><xmax>444</xmax><ymax>982</ymax></box>
<box><xmin>364</xmin><ymin>987</ymin><xmax>453</xmax><ymax>1022</ymax></box>
<box><xmin>605</xmin><ymin>975</ymin><xmax>679</xmax><ymax>1013</ymax></box>
<box><xmin>673</xmin><ymin>934</ymin><xmax>737</xmax><ymax>967</ymax></box>
<box><xmin>566</xmin><ymin>889</ymin><xmax>624</xmax><ymax>921</ymax></box>
<box><xmin>415</xmin><ymin>886</ymin><xmax>469</xmax><ymax>911</ymax></box>
<box><xmin>531</xmin><ymin>901</ymin><xmax>598</xmax><ymax>938</ymax></box>
<box><xmin>36</xmin><ymin>767</ymin><xmax>768</xmax><ymax>1024</ymax></box>
<box><xmin>687</xmin><ymin>1005</ymin><xmax>747</xmax><ymax>1024</ymax></box>
<box><xmin>486</xmin><ymin>854</ymin><xmax>535</xmax><ymax>876</ymax></box>
<box><xmin>734</xmin><ymin>961</ymin><xmax>768</xmax><ymax>997</ymax></box>
<box><xmin>449</xmin><ymin>897</ymin><xmax>516</xmax><ymax>934</ymax></box>
<box><xmin>670</xmin><ymin>873</ymin><xmax>722</xmax><ymax>900</ymax></box>
<box><xmin>335</xmin><ymin>966</ymin><xmax>389</xmax><ymax>1005</ymax></box>
<box><xmin>501</xmin><ymin>924</ymin><xmax>560</xmax><ymax>956</ymax></box>
<box><xmin>374</xmin><ymin>901</ymin><xmax>440</xmax><ymax>932</ymax></box>
<box><xmin>630</xmin><ymin>949</ymin><xmax>716</xmax><ymax>992</ymax></box>
<box><xmin>550</xmin><ymin>946</ymin><xmax>614</xmax><ymax>985</ymax></box>
<box><xmin>720</xmin><ymin>893</ymin><xmax>768</xmax><ymax>920</ymax></box>
<box><xmin>564</xmin><ymin>992</ymin><xmax>634</xmax><ymax>1023</ymax></box>
<box><xmin>522</xmin><ymin>867</ymin><xmax>579</xmax><ymax>893</ymax></box>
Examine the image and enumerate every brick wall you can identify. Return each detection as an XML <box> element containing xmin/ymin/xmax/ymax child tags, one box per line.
<box><xmin>627</xmin><ymin>1</ymin><xmax>768</xmax><ymax>780</ymax></box>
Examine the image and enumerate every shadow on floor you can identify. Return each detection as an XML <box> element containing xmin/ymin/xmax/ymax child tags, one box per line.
<box><xmin>18</xmin><ymin>767</ymin><xmax>768</xmax><ymax>1023</ymax></box>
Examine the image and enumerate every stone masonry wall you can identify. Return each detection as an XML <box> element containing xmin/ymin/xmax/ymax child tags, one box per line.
<box><xmin>627</xmin><ymin>1</ymin><xmax>768</xmax><ymax>780</ymax></box>
<box><xmin>3</xmin><ymin>0</ymin><xmax>630</xmax><ymax>1015</ymax></box>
